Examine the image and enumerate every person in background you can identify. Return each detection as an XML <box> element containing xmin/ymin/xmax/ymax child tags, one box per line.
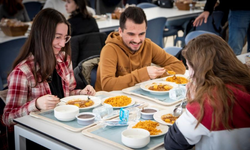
<box><xmin>43</xmin><ymin>0</ymin><xmax>95</xmax><ymax>18</ymax></box>
<box><xmin>0</xmin><ymin>0</ymin><xmax>30</xmax><ymax>22</ymax></box>
<box><xmin>65</xmin><ymin>0</ymin><xmax>99</xmax><ymax>36</ymax></box>
<box><xmin>164</xmin><ymin>34</ymin><xmax>250</xmax><ymax>150</ymax></box>
<box><xmin>193</xmin><ymin>0</ymin><xmax>250</xmax><ymax>55</ymax></box>
<box><xmin>3</xmin><ymin>8</ymin><xmax>95</xmax><ymax>126</ymax></box>
<box><xmin>95</xmin><ymin>7</ymin><xmax>186</xmax><ymax>91</ymax></box>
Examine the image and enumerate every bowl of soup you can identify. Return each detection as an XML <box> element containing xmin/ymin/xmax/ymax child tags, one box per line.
<box><xmin>140</xmin><ymin>107</ymin><xmax>159</xmax><ymax>120</ymax></box>
<box><xmin>76</xmin><ymin>112</ymin><xmax>96</xmax><ymax>126</ymax></box>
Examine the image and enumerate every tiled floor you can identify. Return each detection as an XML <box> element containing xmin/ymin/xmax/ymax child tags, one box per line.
<box><xmin>163</xmin><ymin>31</ymin><xmax>248</xmax><ymax>54</ymax></box>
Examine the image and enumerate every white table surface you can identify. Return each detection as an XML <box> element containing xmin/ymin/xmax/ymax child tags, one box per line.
<box><xmin>14</xmin><ymin>90</ymin><xmax>177</xmax><ymax>150</ymax></box>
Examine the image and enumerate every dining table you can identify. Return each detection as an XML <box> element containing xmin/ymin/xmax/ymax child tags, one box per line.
<box><xmin>13</xmin><ymin>69</ymin><xmax>191</xmax><ymax>150</ymax></box>
<box><xmin>14</xmin><ymin>91</ymin><xmax>178</xmax><ymax>150</ymax></box>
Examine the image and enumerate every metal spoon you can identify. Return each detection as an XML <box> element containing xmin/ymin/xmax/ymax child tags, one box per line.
<box><xmin>173</xmin><ymin>98</ymin><xmax>185</xmax><ymax>117</ymax></box>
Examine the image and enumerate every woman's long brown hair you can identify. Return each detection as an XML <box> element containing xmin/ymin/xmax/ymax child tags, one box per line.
<box><xmin>70</xmin><ymin>0</ymin><xmax>91</xmax><ymax>19</ymax></box>
<box><xmin>12</xmin><ymin>8</ymin><xmax>71</xmax><ymax>86</ymax></box>
<box><xmin>182</xmin><ymin>34</ymin><xmax>250</xmax><ymax>130</ymax></box>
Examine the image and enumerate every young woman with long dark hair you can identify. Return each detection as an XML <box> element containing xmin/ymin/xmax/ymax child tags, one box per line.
<box><xmin>65</xmin><ymin>0</ymin><xmax>99</xmax><ymax>36</ymax></box>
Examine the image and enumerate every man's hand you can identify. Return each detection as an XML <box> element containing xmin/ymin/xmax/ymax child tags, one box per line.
<box><xmin>193</xmin><ymin>11</ymin><xmax>210</xmax><ymax>27</ymax></box>
<box><xmin>147</xmin><ymin>66</ymin><xmax>166</xmax><ymax>79</ymax></box>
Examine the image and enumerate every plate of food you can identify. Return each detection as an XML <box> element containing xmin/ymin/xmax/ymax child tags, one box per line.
<box><xmin>164</xmin><ymin>74</ymin><xmax>189</xmax><ymax>85</ymax></box>
<box><xmin>127</xmin><ymin>120</ymin><xmax>169</xmax><ymax>137</ymax></box>
<box><xmin>140</xmin><ymin>81</ymin><xmax>178</xmax><ymax>95</ymax></box>
<box><xmin>102</xmin><ymin>95</ymin><xmax>135</xmax><ymax>108</ymax></box>
<box><xmin>153</xmin><ymin>110</ymin><xmax>180</xmax><ymax>126</ymax></box>
<box><xmin>59</xmin><ymin>95</ymin><xmax>101</xmax><ymax>110</ymax></box>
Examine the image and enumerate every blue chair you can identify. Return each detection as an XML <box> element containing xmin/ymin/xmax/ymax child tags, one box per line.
<box><xmin>185</xmin><ymin>30</ymin><xmax>216</xmax><ymax>45</ymax></box>
<box><xmin>0</xmin><ymin>38</ymin><xmax>27</xmax><ymax>90</ymax></box>
<box><xmin>195</xmin><ymin>11</ymin><xmax>224</xmax><ymax>36</ymax></box>
<box><xmin>136</xmin><ymin>2</ymin><xmax>180</xmax><ymax>47</ymax></box>
<box><xmin>137</xmin><ymin>2</ymin><xmax>158</xmax><ymax>8</ymax></box>
<box><xmin>146</xmin><ymin>17</ymin><xmax>167</xmax><ymax>48</ymax></box>
<box><xmin>163</xmin><ymin>46</ymin><xmax>182</xmax><ymax>56</ymax></box>
<box><xmin>23</xmin><ymin>2</ymin><xmax>42</xmax><ymax>20</ymax></box>
<box><xmin>88</xmin><ymin>0</ymin><xmax>95</xmax><ymax>9</ymax></box>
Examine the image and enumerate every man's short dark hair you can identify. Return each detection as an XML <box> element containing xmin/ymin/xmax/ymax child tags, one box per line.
<box><xmin>119</xmin><ymin>7</ymin><xmax>147</xmax><ymax>31</ymax></box>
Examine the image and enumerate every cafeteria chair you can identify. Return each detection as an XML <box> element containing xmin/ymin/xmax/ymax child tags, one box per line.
<box><xmin>71</xmin><ymin>32</ymin><xmax>107</xmax><ymax>68</ymax></box>
<box><xmin>163</xmin><ymin>46</ymin><xmax>182</xmax><ymax>56</ymax></box>
<box><xmin>146</xmin><ymin>17</ymin><xmax>167</xmax><ymax>48</ymax></box>
<box><xmin>23</xmin><ymin>1</ymin><xmax>43</xmax><ymax>21</ymax></box>
<box><xmin>0</xmin><ymin>37</ymin><xmax>27</xmax><ymax>90</ymax></box>
<box><xmin>185</xmin><ymin>30</ymin><xmax>216</xmax><ymax>45</ymax></box>
<box><xmin>74</xmin><ymin>55</ymin><xmax>100</xmax><ymax>89</ymax></box>
<box><xmin>136</xmin><ymin>2</ymin><xmax>158</xmax><ymax>8</ymax></box>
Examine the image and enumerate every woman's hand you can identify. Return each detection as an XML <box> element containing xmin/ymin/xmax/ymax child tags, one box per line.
<box><xmin>36</xmin><ymin>95</ymin><xmax>60</xmax><ymax>110</ymax></box>
<box><xmin>80</xmin><ymin>85</ymin><xmax>96</xmax><ymax>96</ymax></box>
<box><xmin>193</xmin><ymin>11</ymin><xmax>210</xmax><ymax>27</ymax></box>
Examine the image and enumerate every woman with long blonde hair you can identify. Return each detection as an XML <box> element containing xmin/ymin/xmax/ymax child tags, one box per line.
<box><xmin>164</xmin><ymin>34</ymin><xmax>250</xmax><ymax>150</ymax></box>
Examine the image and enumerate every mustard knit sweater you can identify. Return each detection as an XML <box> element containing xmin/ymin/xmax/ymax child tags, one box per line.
<box><xmin>95</xmin><ymin>32</ymin><xmax>186</xmax><ymax>91</ymax></box>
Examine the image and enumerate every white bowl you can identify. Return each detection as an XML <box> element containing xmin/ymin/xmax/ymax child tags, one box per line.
<box><xmin>141</xmin><ymin>107</ymin><xmax>159</xmax><ymax>120</ymax></box>
<box><xmin>140</xmin><ymin>81</ymin><xmax>178</xmax><ymax>95</ymax></box>
<box><xmin>54</xmin><ymin>105</ymin><xmax>79</xmax><ymax>121</ymax></box>
<box><xmin>121</xmin><ymin>128</ymin><xmax>150</xmax><ymax>148</ymax></box>
<box><xmin>76</xmin><ymin>112</ymin><xmax>96</xmax><ymax>126</ymax></box>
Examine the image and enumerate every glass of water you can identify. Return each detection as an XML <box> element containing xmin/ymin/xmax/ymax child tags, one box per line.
<box><xmin>169</xmin><ymin>85</ymin><xmax>186</xmax><ymax>100</ymax></box>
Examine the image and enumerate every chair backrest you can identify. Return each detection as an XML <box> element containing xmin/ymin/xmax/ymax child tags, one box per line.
<box><xmin>95</xmin><ymin>0</ymin><xmax>123</xmax><ymax>15</ymax></box>
<box><xmin>137</xmin><ymin>2</ymin><xmax>158</xmax><ymax>9</ymax></box>
<box><xmin>74</xmin><ymin>55</ymin><xmax>100</xmax><ymax>89</ymax></box>
<box><xmin>0</xmin><ymin>38</ymin><xmax>27</xmax><ymax>90</ymax></box>
<box><xmin>71</xmin><ymin>32</ymin><xmax>107</xmax><ymax>68</ymax></box>
<box><xmin>23</xmin><ymin>1</ymin><xmax>42</xmax><ymax>20</ymax></box>
<box><xmin>163</xmin><ymin>46</ymin><xmax>182</xmax><ymax>56</ymax></box>
<box><xmin>88</xmin><ymin>0</ymin><xmax>95</xmax><ymax>9</ymax></box>
<box><xmin>195</xmin><ymin>11</ymin><xmax>224</xmax><ymax>35</ymax></box>
<box><xmin>146</xmin><ymin>17</ymin><xmax>167</xmax><ymax>48</ymax></box>
<box><xmin>185</xmin><ymin>30</ymin><xmax>216</xmax><ymax>45</ymax></box>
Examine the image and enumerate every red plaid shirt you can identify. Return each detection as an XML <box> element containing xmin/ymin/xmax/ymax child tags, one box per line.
<box><xmin>3</xmin><ymin>52</ymin><xmax>81</xmax><ymax>126</ymax></box>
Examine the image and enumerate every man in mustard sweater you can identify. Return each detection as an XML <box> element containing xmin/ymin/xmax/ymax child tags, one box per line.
<box><xmin>95</xmin><ymin>7</ymin><xmax>186</xmax><ymax>91</ymax></box>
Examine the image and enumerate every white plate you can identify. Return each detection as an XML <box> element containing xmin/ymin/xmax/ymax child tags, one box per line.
<box><xmin>59</xmin><ymin>95</ymin><xmax>101</xmax><ymax>110</ymax></box>
<box><xmin>163</xmin><ymin>74</ymin><xmax>189</xmax><ymax>86</ymax></box>
<box><xmin>140</xmin><ymin>81</ymin><xmax>178</xmax><ymax>95</ymax></box>
<box><xmin>127</xmin><ymin>121</ymin><xmax>169</xmax><ymax>137</ymax></box>
<box><xmin>153</xmin><ymin>109</ymin><xmax>180</xmax><ymax>126</ymax></box>
<box><xmin>102</xmin><ymin>96</ymin><xmax>135</xmax><ymax>108</ymax></box>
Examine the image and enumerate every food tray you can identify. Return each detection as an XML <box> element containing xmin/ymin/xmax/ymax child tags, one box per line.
<box><xmin>82</xmin><ymin>119</ymin><xmax>167</xmax><ymax>150</ymax></box>
<box><xmin>29</xmin><ymin>91</ymin><xmax>148</xmax><ymax>132</ymax></box>
<box><xmin>29</xmin><ymin>91</ymin><xmax>119</xmax><ymax>132</ymax></box>
<box><xmin>122</xmin><ymin>85</ymin><xmax>183</xmax><ymax>106</ymax></box>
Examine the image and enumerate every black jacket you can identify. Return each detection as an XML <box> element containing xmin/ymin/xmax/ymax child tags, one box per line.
<box><xmin>68</xmin><ymin>13</ymin><xmax>99</xmax><ymax>36</ymax></box>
